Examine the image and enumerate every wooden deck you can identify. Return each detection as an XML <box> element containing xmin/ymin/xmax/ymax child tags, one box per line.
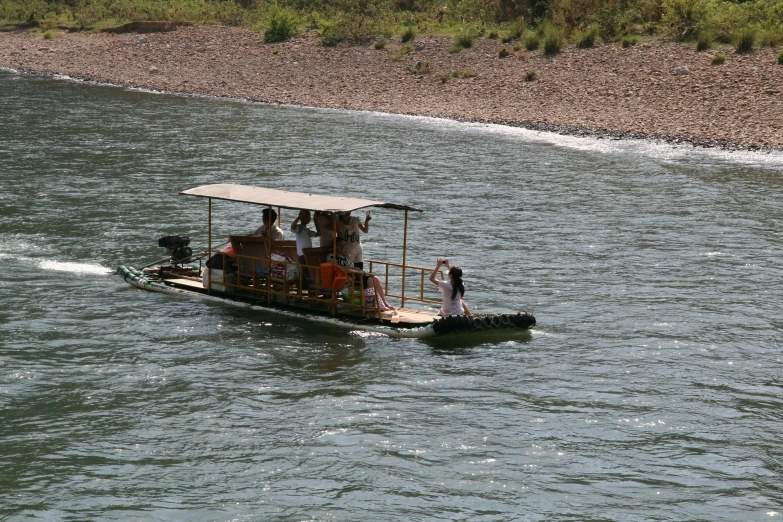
<box><xmin>163</xmin><ymin>276</ymin><xmax>438</xmax><ymax>325</ymax></box>
<box><xmin>381</xmin><ymin>308</ymin><xmax>437</xmax><ymax>325</ymax></box>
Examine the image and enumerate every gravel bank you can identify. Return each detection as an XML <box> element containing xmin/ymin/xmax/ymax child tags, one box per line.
<box><xmin>2</xmin><ymin>25</ymin><xmax>782</xmax><ymax>151</ymax></box>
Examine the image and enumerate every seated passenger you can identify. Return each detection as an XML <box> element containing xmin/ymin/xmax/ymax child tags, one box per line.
<box><xmin>252</xmin><ymin>208</ymin><xmax>284</xmax><ymax>240</ymax></box>
<box><xmin>328</xmin><ymin>238</ymin><xmax>394</xmax><ymax>312</ymax></box>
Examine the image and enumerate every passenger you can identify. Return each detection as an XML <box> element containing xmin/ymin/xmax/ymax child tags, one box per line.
<box><xmin>313</xmin><ymin>211</ymin><xmax>334</xmax><ymax>248</ymax></box>
<box><xmin>252</xmin><ymin>208</ymin><xmax>284</xmax><ymax>240</ymax></box>
<box><xmin>328</xmin><ymin>238</ymin><xmax>394</xmax><ymax>312</ymax></box>
<box><xmin>291</xmin><ymin>210</ymin><xmax>318</xmax><ymax>288</ymax></box>
<box><xmin>429</xmin><ymin>257</ymin><xmax>472</xmax><ymax>316</ymax></box>
<box><xmin>338</xmin><ymin>211</ymin><xmax>370</xmax><ymax>271</ymax></box>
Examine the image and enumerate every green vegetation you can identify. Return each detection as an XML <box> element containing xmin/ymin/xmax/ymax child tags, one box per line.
<box><xmin>524</xmin><ymin>33</ymin><xmax>540</xmax><ymax>51</ymax></box>
<box><xmin>498</xmin><ymin>46</ymin><xmax>510</xmax><ymax>58</ymax></box>
<box><xmin>696</xmin><ymin>31</ymin><xmax>713</xmax><ymax>51</ymax></box>
<box><xmin>525</xmin><ymin>70</ymin><xmax>537</xmax><ymax>81</ymax></box>
<box><xmin>712</xmin><ymin>53</ymin><xmax>726</xmax><ymax>64</ymax></box>
<box><xmin>390</xmin><ymin>44</ymin><xmax>412</xmax><ymax>61</ymax></box>
<box><xmin>439</xmin><ymin>68</ymin><xmax>476</xmax><ymax>82</ymax></box>
<box><xmin>374</xmin><ymin>38</ymin><xmax>387</xmax><ymax>49</ymax></box>
<box><xmin>263</xmin><ymin>3</ymin><xmax>298</xmax><ymax>43</ymax></box>
<box><xmin>502</xmin><ymin>18</ymin><xmax>525</xmax><ymax>42</ymax></box>
<box><xmin>735</xmin><ymin>26</ymin><xmax>756</xmax><ymax>53</ymax></box>
<box><xmin>400</xmin><ymin>25</ymin><xmax>416</xmax><ymax>42</ymax></box>
<box><xmin>0</xmin><ymin>0</ymin><xmax>780</xmax><ymax>54</ymax></box>
<box><xmin>778</xmin><ymin>50</ymin><xmax>783</xmax><ymax>64</ymax></box>
<box><xmin>621</xmin><ymin>34</ymin><xmax>639</xmax><ymax>47</ymax></box>
<box><xmin>540</xmin><ymin>22</ymin><xmax>564</xmax><ymax>55</ymax></box>
<box><xmin>42</xmin><ymin>28</ymin><xmax>56</xmax><ymax>39</ymax></box>
<box><xmin>575</xmin><ymin>24</ymin><xmax>599</xmax><ymax>48</ymax></box>
<box><xmin>408</xmin><ymin>60</ymin><xmax>431</xmax><ymax>73</ymax></box>
<box><xmin>449</xmin><ymin>29</ymin><xmax>475</xmax><ymax>52</ymax></box>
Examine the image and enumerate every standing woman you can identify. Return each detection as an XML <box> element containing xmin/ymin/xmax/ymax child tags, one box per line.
<box><xmin>429</xmin><ymin>258</ymin><xmax>472</xmax><ymax>316</ymax></box>
<box><xmin>338</xmin><ymin>211</ymin><xmax>371</xmax><ymax>271</ymax></box>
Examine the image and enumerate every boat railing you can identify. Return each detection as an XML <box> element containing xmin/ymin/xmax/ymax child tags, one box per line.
<box><xmin>364</xmin><ymin>259</ymin><xmax>444</xmax><ymax>308</ymax></box>
<box><xmin>205</xmin><ymin>249</ymin><xmax>383</xmax><ymax>317</ymax></box>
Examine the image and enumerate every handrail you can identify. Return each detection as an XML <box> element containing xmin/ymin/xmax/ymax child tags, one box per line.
<box><xmin>203</xmin><ymin>250</ymin><xmax>441</xmax><ymax>311</ymax></box>
<box><xmin>365</xmin><ymin>259</ymin><xmax>444</xmax><ymax>306</ymax></box>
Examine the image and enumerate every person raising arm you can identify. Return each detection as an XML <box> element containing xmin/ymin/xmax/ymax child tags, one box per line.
<box><xmin>429</xmin><ymin>258</ymin><xmax>471</xmax><ymax>316</ymax></box>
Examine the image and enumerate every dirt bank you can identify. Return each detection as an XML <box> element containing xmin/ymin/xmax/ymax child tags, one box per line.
<box><xmin>2</xmin><ymin>25</ymin><xmax>782</xmax><ymax>151</ymax></box>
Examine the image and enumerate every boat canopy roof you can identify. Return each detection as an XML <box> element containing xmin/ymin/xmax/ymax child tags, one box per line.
<box><xmin>181</xmin><ymin>184</ymin><xmax>422</xmax><ymax>213</ymax></box>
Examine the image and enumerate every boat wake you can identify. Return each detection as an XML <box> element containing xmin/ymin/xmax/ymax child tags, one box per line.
<box><xmin>37</xmin><ymin>260</ymin><xmax>114</xmax><ymax>275</ymax></box>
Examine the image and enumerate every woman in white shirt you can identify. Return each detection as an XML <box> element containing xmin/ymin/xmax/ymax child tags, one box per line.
<box><xmin>429</xmin><ymin>258</ymin><xmax>472</xmax><ymax>317</ymax></box>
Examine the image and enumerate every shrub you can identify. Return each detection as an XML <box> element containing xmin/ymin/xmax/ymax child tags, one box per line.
<box><xmin>778</xmin><ymin>50</ymin><xmax>783</xmax><ymax>65</ymax></box>
<box><xmin>498</xmin><ymin>47</ymin><xmax>510</xmax><ymax>58</ymax></box>
<box><xmin>390</xmin><ymin>44</ymin><xmax>412</xmax><ymax>61</ymax></box>
<box><xmin>524</xmin><ymin>34</ymin><xmax>540</xmax><ymax>51</ymax></box>
<box><xmin>408</xmin><ymin>60</ymin><xmax>431</xmax><ymax>74</ymax></box>
<box><xmin>264</xmin><ymin>4</ymin><xmax>299</xmax><ymax>44</ymax></box>
<box><xmin>319</xmin><ymin>22</ymin><xmax>344</xmax><ymax>47</ymax></box>
<box><xmin>507</xmin><ymin>18</ymin><xmax>525</xmax><ymax>40</ymax></box>
<box><xmin>712</xmin><ymin>53</ymin><xmax>726</xmax><ymax>65</ymax></box>
<box><xmin>696</xmin><ymin>31</ymin><xmax>713</xmax><ymax>51</ymax></box>
<box><xmin>400</xmin><ymin>25</ymin><xmax>416</xmax><ymax>43</ymax></box>
<box><xmin>525</xmin><ymin>71</ymin><xmax>537</xmax><ymax>81</ymax></box>
<box><xmin>575</xmin><ymin>24</ymin><xmax>599</xmax><ymax>49</ymax></box>
<box><xmin>541</xmin><ymin>24</ymin><xmax>565</xmax><ymax>55</ymax></box>
<box><xmin>42</xmin><ymin>29</ymin><xmax>56</xmax><ymax>39</ymax></box>
<box><xmin>449</xmin><ymin>29</ymin><xmax>475</xmax><ymax>53</ymax></box>
<box><xmin>759</xmin><ymin>30</ymin><xmax>779</xmax><ymax>48</ymax></box>
<box><xmin>735</xmin><ymin>27</ymin><xmax>756</xmax><ymax>53</ymax></box>
<box><xmin>621</xmin><ymin>35</ymin><xmax>639</xmax><ymax>48</ymax></box>
<box><xmin>374</xmin><ymin>38</ymin><xmax>387</xmax><ymax>49</ymax></box>
<box><xmin>488</xmin><ymin>28</ymin><xmax>498</xmax><ymax>39</ymax></box>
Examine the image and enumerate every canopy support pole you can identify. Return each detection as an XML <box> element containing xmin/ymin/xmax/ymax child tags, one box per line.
<box><xmin>267</xmin><ymin>205</ymin><xmax>272</xmax><ymax>303</ymax></box>
<box><xmin>207</xmin><ymin>198</ymin><xmax>212</xmax><ymax>293</ymax></box>
<box><xmin>401</xmin><ymin>210</ymin><xmax>408</xmax><ymax>309</ymax></box>
<box><xmin>331</xmin><ymin>213</ymin><xmax>338</xmax><ymax>316</ymax></box>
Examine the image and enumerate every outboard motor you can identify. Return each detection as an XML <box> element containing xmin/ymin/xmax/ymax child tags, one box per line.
<box><xmin>158</xmin><ymin>235</ymin><xmax>192</xmax><ymax>263</ymax></box>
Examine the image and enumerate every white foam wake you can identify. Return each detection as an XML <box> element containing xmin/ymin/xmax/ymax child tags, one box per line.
<box><xmin>37</xmin><ymin>260</ymin><xmax>114</xmax><ymax>275</ymax></box>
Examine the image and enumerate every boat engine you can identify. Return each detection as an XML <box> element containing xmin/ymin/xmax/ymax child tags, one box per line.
<box><xmin>158</xmin><ymin>235</ymin><xmax>193</xmax><ymax>263</ymax></box>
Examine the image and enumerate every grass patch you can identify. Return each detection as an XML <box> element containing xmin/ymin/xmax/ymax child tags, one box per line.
<box><xmin>712</xmin><ymin>53</ymin><xmax>726</xmax><ymax>65</ymax></box>
<box><xmin>487</xmin><ymin>28</ymin><xmax>498</xmax><ymax>39</ymax></box>
<box><xmin>524</xmin><ymin>34</ymin><xmax>540</xmax><ymax>51</ymax></box>
<box><xmin>735</xmin><ymin>27</ymin><xmax>756</xmax><ymax>54</ymax></box>
<box><xmin>400</xmin><ymin>25</ymin><xmax>416</xmax><ymax>43</ymax></box>
<box><xmin>696</xmin><ymin>31</ymin><xmax>713</xmax><ymax>51</ymax></box>
<box><xmin>408</xmin><ymin>60</ymin><xmax>431</xmax><ymax>74</ymax></box>
<box><xmin>390</xmin><ymin>44</ymin><xmax>412</xmax><ymax>61</ymax></box>
<box><xmin>759</xmin><ymin>30</ymin><xmax>779</xmax><ymax>48</ymax></box>
<box><xmin>449</xmin><ymin>29</ymin><xmax>474</xmax><ymax>53</ymax></box>
<box><xmin>575</xmin><ymin>24</ymin><xmax>599</xmax><ymax>49</ymax></box>
<box><xmin>374</xmin><ymin>38</ymin><xmax>387</xmax><ymax>49</ymax></box>
<box><xmin>440</xmin><ymin>68</ymin><xmax>476</xmax><ymax>82</ymax></box>
<box><xmin>778</xmin><ymin>50</ymin><xmax>783</xmax><ymax>65</ymax></box>
<box><xmin>621</xmin><ymin>35</ymin><xmax>639</xmax><ymax>48</ymax></box>
<box><xmin>501</xmin><ymin>18</ymin><xmax>525</xmax><ymax>42</ymax></box>
<box><xmin>498</xmin><ymin>47</ymin><xmax>510</xmax><ymax>58</ymax></box>
<box><xmin>319</xmin><ymin>22</ymin><xmax>343</xmax><ymax>47</ymax></box>
<box><xmin>525</xmin><ymin>71</ymin><xmax>537</xmax><ymax>81</ymax></box>
<box><xmin>41</xmin><ymin>29</ymin><xmax>57</xmax><ymax>39</ymax></box>
<box><xmin>263</xmin><ymin>4</ymin><xmax>299</xmax><ymax>44</ymax></box>
<box><xmin>541</xmin><ymin>24</ymin><xmax>565</xmax><ymax>55</ymax></box>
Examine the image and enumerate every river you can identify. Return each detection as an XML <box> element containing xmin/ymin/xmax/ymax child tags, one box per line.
<box><xmin>1</xmin><ymin>70</ymin><xmax>782</xmax><ymax>521</ymax></box>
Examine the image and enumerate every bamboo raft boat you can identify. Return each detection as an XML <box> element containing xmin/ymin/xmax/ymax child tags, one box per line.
<box><xmin>117</xmin><ymin>184</ymin><xmax>535</xmax><ymax>339</ymax></box>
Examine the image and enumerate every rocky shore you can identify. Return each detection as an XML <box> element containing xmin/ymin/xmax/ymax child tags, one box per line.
<box><xmin>2</xmin><ymin>25</ymin><xmax>782</xmax><ymax>151</ymax></box>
